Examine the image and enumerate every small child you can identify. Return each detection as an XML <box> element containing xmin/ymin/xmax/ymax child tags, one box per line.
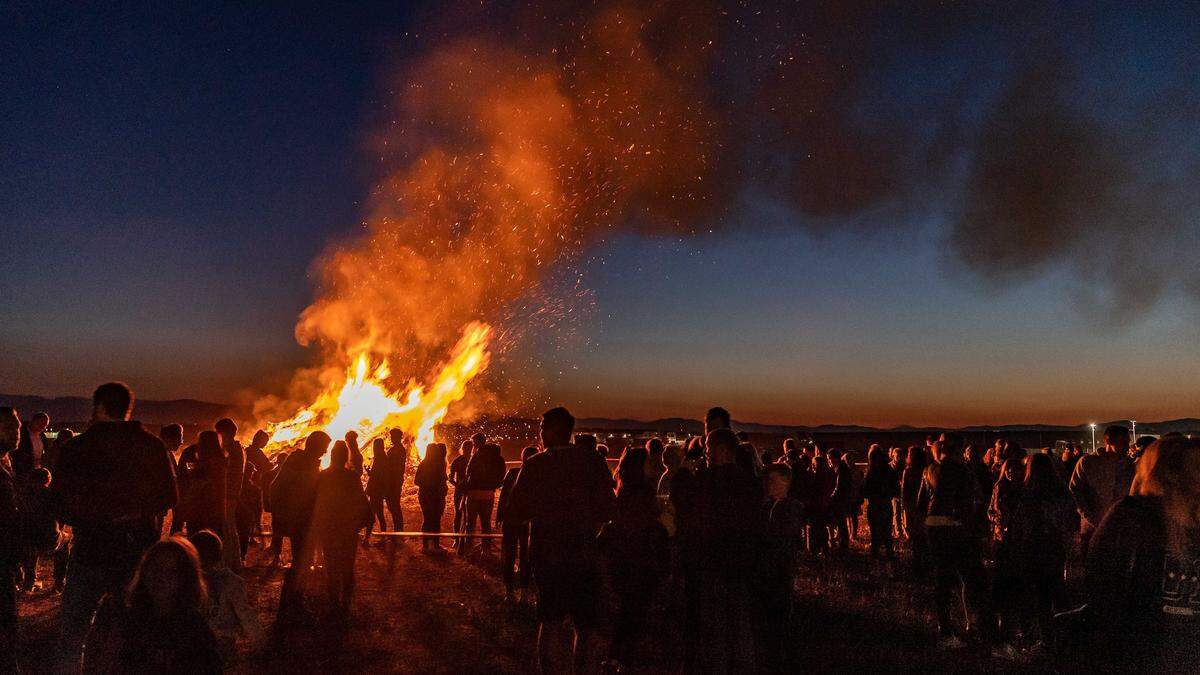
<box><xmin>189</xmin><ymin>529</ymin><xmax>262</xmax><ymax>661</ymax></box>
<box><xmin>18</xmin><ymin>467</ymin><xmax>68</xmax><ymax>593</ymax></box>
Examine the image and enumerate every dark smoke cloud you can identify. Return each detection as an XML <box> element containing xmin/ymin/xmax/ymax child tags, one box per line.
<box><xmin>336</xmin><ymin>0</ymin><xmax>1199</xmax><ymax>359</ymax></box>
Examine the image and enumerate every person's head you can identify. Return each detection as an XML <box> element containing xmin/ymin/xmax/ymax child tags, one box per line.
<box><xmin>1104</xmin><ymin>425</ymin><xmax>1131</xmax><ymax>453</ymax></box>
<box><xmin>344</xmin><ymin>430</ymin><xmax>359</xmax><ymax>450</ymax></box>
<box><xmin>1000</xmin><ymin>457</ymin><xmax>1023</xmax><ymax>482</ymax></box>
<box><xmin>188</xmin><ymin>529</ymin><xmax>223</xmax><ymax>571</ymax></box>
<box><xmin>29</xmin><ymin>466</ymin><xmax>51</xmax><ymax>488</ymax></box>
<box><xmin>459</xmin><ymin>439</ymin><xmax>474</xmax><ymax>459</ymax></box>
<box><xmin>617</xmin><ymin>446</ymin><xmax>649</xmax><ymax>490</ymax></box>
<box><xmin>1131</xmin><ymin>436</ymin><xmax>1200</xmax><ymax>552</ymax></box>
<box><xmin>521</xmin><ymin>445</ymin><xmax>538</xmax><ymax>463</ymax></box>
<box><xmin>662</xmin><ymin>444</ymin><xmax>683</xmax><ymax>472</ymax></box>
<box><xmin>646</xmin><ymin>437</ymin><xmax>664</xmax><ymax>457</ymax></box>
<box><xmin>826</xmin><ymin>447</ymin><xmax>843</xmax><ymax>465</ymax></box>
<box><xmin>30</xmin><ymin>411</ymin><xmax>49</xmax><ymax>434</ymax></box>
<box><xmin>0</xmin><ymin>407</ymin><xmax>20</xmax><ymax>455</ymax></box>
<box><xmin>197</xmin><ymin>430</ymin><xmax>221</xmax><ymax>455</ymax></box>
<box><xmin>372</xmin><ymin>437</ymin><xmax>386</xmax><ymax>457</ymax></box>
<box><xmin>868</xmin><ymin>445</ymin><xmax>889</xmax><ymax>469</ymax></box>
<box><xmin>540</xmin><ymin>407</ymin><xmax>575</xmax><ymax>448</ymax></box>
<box><xmin>56</xmin><ymin>428</ymin><xmax>74</xmax><ymax>445</ymax></box>
<box><xmin>704</xmin><ymin>407</ymin><xmax>731</xmax><ymax>435</ymax></box>
<box><xmin>905</xmin><ymin>446</ymin><xmax>926</xmax><ymax>469</ymax></box>
<box><xmin>305</xmin><ymin>431</ymin><xmax>332</xmax><ymax>460</ymax></box>
<box><xmin>93</xmin><ymin>382</ymin><xmax>133</xmax><ymax>422</ymax></box>
<box><xmin>330</xmin><ymin>440</ymin><xmax>349</xmax><ymax>469</ymax></box>
<box><xmin>705</xmin><ymin>428</ymin><xmax>740</xmax><ymax>466</ymax></box>
<box><xmin>933</xmin><ymin>432</ymin><xmax>964</xmax><ymax>463</ymax></box>
<box><xmin>471</xmin><ymin>432</ymin><xmax>486</xmax><ymax>450</ymax></box>
<box><xmin>889</xmin><ymin>446</ymin><xmax>901</xmax><ymax>463</ymax></box>
<box><xmin>214</xmin><ymin>418</ymin><xmax>238</xmax><ymax>443</ymax></box>
<box><xmin>160</xmin><ymin>424</ymin><xmax>183</xmax><ymax>451</ymax></box>
<box><xmin>127</xmin><ymin>537</ymin><xmax>207</xmax><ymax>617</ymax></box>
<box><xmin>965</xmin><ymin>444</ymin><xmax>985</xmax><ymax>463</ymax></box>
<box><xmin>764</xmin><ymin>463</ymin><xmax>792</xmax><ymax>500</ymax></box>
<box><xmin>425</xmin><ymin>442</ymin><xmax>447</xmax><ymax>464</ymax></box>
<box><xmin>783</xmin><ymin>438</ymin><xmax>797</xmax><ymax>454</ymax></box>
<box><xmin>1023</xmin><ymin>453</ymin><xmax>1061</xmax><ymax>496</ymax></box>
<box><xmin>1132</xmin><ymin>435</ymin><xmax>1156</xmax><ymax>460</ymax></box>
<box><xmin>389</xmin><ymin>428</ymin><xmax>405</xmax><ymax>447</ymax></box>
<box><xmin>575</xmin><ymin>434</ymin><xmax>598</xmax><ymax>453</ymax></box>
<box><xmin>251</xmin><ymin>429</ymin><xmax>270</xmax><ymax>449</ymax></box>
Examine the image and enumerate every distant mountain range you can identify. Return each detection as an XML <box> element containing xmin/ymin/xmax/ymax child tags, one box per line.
<box><xmin>0</xmin><ymin>394</ymin><xmax>232</xmax><ymax>427</ymax></box>
<box><xmin>576</xmin><ymin>416</ymin><xmax>1200</xmax><ymax>436</ymax></box>
<box><xmin>3</xmin><ymin>393</ymin><xmax>1195</xmax><ymax>436</ymax></box>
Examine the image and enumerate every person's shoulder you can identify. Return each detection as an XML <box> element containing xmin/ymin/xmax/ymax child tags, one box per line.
<box><xmin>1108</xmin><ymin>494</ymin><xmax>1157</xmax><ymax>519</ymax></box>
<box><xmin>522</xmin><ymin>449</ymin><xmax>553</xmax><ymax>470</ymax></box>
<box><xmin>126</xmin><ymin>421</ymin><xmax>165</xmax><ymax>449</ymax></box>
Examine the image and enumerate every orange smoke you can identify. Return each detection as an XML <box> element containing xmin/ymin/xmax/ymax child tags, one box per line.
<box><xmin>256</xmin><ymin>5</ymin><xmax>722</xmax><ymax>450</ymax></box>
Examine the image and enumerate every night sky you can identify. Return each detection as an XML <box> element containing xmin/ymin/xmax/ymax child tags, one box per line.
<box><xmin>4</xmin><ymin>2</ymin><xmax>1198</xmax><ymax>427</ymax></box>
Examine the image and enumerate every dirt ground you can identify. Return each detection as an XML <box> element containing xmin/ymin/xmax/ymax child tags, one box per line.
<box><xmin>17</xmin><ymin>510</ymin><xmax>1051</xmax><ymax>674</ymax></box>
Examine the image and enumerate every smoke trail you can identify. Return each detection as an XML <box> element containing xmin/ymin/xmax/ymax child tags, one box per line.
<box><xmin>270</xmin><ymin>1</ymin><xmax>1198</xmax><ymax>416</ymax></box>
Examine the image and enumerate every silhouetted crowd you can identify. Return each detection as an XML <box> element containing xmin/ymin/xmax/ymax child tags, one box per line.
<box><xmin>1</xmin><ymin>385</ymin><xmax>1198</xmax><ymax>673</ymax></box>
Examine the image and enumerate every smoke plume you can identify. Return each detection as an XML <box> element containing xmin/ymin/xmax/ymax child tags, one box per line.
<box><xmin>270</xmin><ymin>1</ymin><xmax>1198</xmax><ymax>416</ymax></box>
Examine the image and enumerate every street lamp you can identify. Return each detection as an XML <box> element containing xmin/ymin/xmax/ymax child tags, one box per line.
<box><xmin>1089</xmin><ymin>423</ymin><xmax>1097</xmax><ymax>453</ymax></box>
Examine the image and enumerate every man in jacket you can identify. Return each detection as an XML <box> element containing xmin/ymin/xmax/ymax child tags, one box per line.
<box><xmin>52</xmin><ymin>382</ymin><xmax>177</xmax><ymax>671</ymax></box>
<box><xmin>273</xmin><ymin>431</ymin><xmax>330</xmax><ymax>618</ymax></box>
<box><xmin>510</xmin><ymin>408</ymin><xmax>614</xmax><ymax>674</ymax></box>
<box><xmin>215</xmin><ymin>418</ymin><xmax>245</xmax><ymax>570</ymax></box>
<box><xmin>1069</xmin><ymin>424</ymin><xmax>1134</xmax><ymax>557</ymax></box>
<box><xmin>917</xmin><ymin>432</ymin><xmax>993</xmax><ymax>648</ymax></box>
<box><xmin>12</xmin><ymin>410</ymin><xmax>50</xmax><ymax>478</ymax></box>
<box><xmin>460</xmin><ymin>442</ymin><xmax>505</xmax><ymax>555</ymax></box>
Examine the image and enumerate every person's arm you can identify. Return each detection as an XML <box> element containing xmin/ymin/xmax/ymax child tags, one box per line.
<box><xmin>495</xmin><ymin>470</ymin><xmax>516</xmax><ymax>524</ymax></box>
<box><xmin>1069</xmin><ymin>457</ymin><xmax>1097</xmax><ymax>525</ymax></box>
<box><xmin>916</xmin><ymin>467</ymin><xmax>932</xmax><ymax>516</ymax></box>
<box><xmin>149</xmin><ymin>439</ymin><xmax>179</xmax><ymax>516</ymax></box>
<box><xmin>507</xmin><ymin>459</ymin><xmax>537</xmax><ymax>523</ymax></box>
<box><xmin>590</xmin><ymin>453</ymin><xmax>616</xmax><ymax>523</ymax></box>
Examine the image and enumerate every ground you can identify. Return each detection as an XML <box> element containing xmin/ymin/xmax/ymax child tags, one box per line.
<box><xmin>17</xmin><ymin>516</ymin><xmax>1052</xmax><ymax>673</ymax></box>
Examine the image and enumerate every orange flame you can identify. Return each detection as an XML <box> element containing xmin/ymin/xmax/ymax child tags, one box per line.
<box><xmin>264</xmin><ymin>322</ymin><xmax>491</xmax><ymax>465</ymax></box>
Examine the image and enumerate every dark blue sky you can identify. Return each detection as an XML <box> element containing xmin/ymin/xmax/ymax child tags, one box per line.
<box><xmin>4</xmin><ymin>2</ymin><xmax>1198</xmax><ymax>426</ymax></box>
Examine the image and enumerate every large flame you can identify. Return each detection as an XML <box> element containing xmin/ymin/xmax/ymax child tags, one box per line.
<box><xmin>264</xmin><ymin>322</ymin><xmax>491</xmax><ymax>465</ymax></box>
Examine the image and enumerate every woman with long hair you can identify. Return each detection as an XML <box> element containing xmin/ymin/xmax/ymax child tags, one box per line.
<box><xmin>901</xmin><ymin>446</ymin><xmax>930</xmax><ymax>576</ymax></box>
<box><xmin>186</xmin><ymin>431</ymin><xmax>227</xmax><ymax>536</ymax></box>
<box><xmin>415</xmin><ymin>443</ymin><xmax>449</xmax><ymax>551</ymax></box>
<box><xmin>84</xmin><ymin>537</ymin><xmax>222</xmax><ymax>673</ymax></box>
<box><xmin>1002</xmin><ymin>453</ymin><xmax>1072</xmax><ymax>651</ymax></box>
<box><xmin>860</xmin><ymin>445</ymin><xmax>899</xmax><ymax>557</ymax></box>
<box><xmin>364</xmin><ymin>437</ymin><xmax>393</xmax><ymax>544</ymax></box>
<box><xmin>1077</xmin><ymin>435</ymin><xmax>1200</xmax><ymax>669</ymax></box>
<box><xmin>598</xmin><ymin>445</ymin><xmax>668</xmax><ymax>669</ymax></box>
